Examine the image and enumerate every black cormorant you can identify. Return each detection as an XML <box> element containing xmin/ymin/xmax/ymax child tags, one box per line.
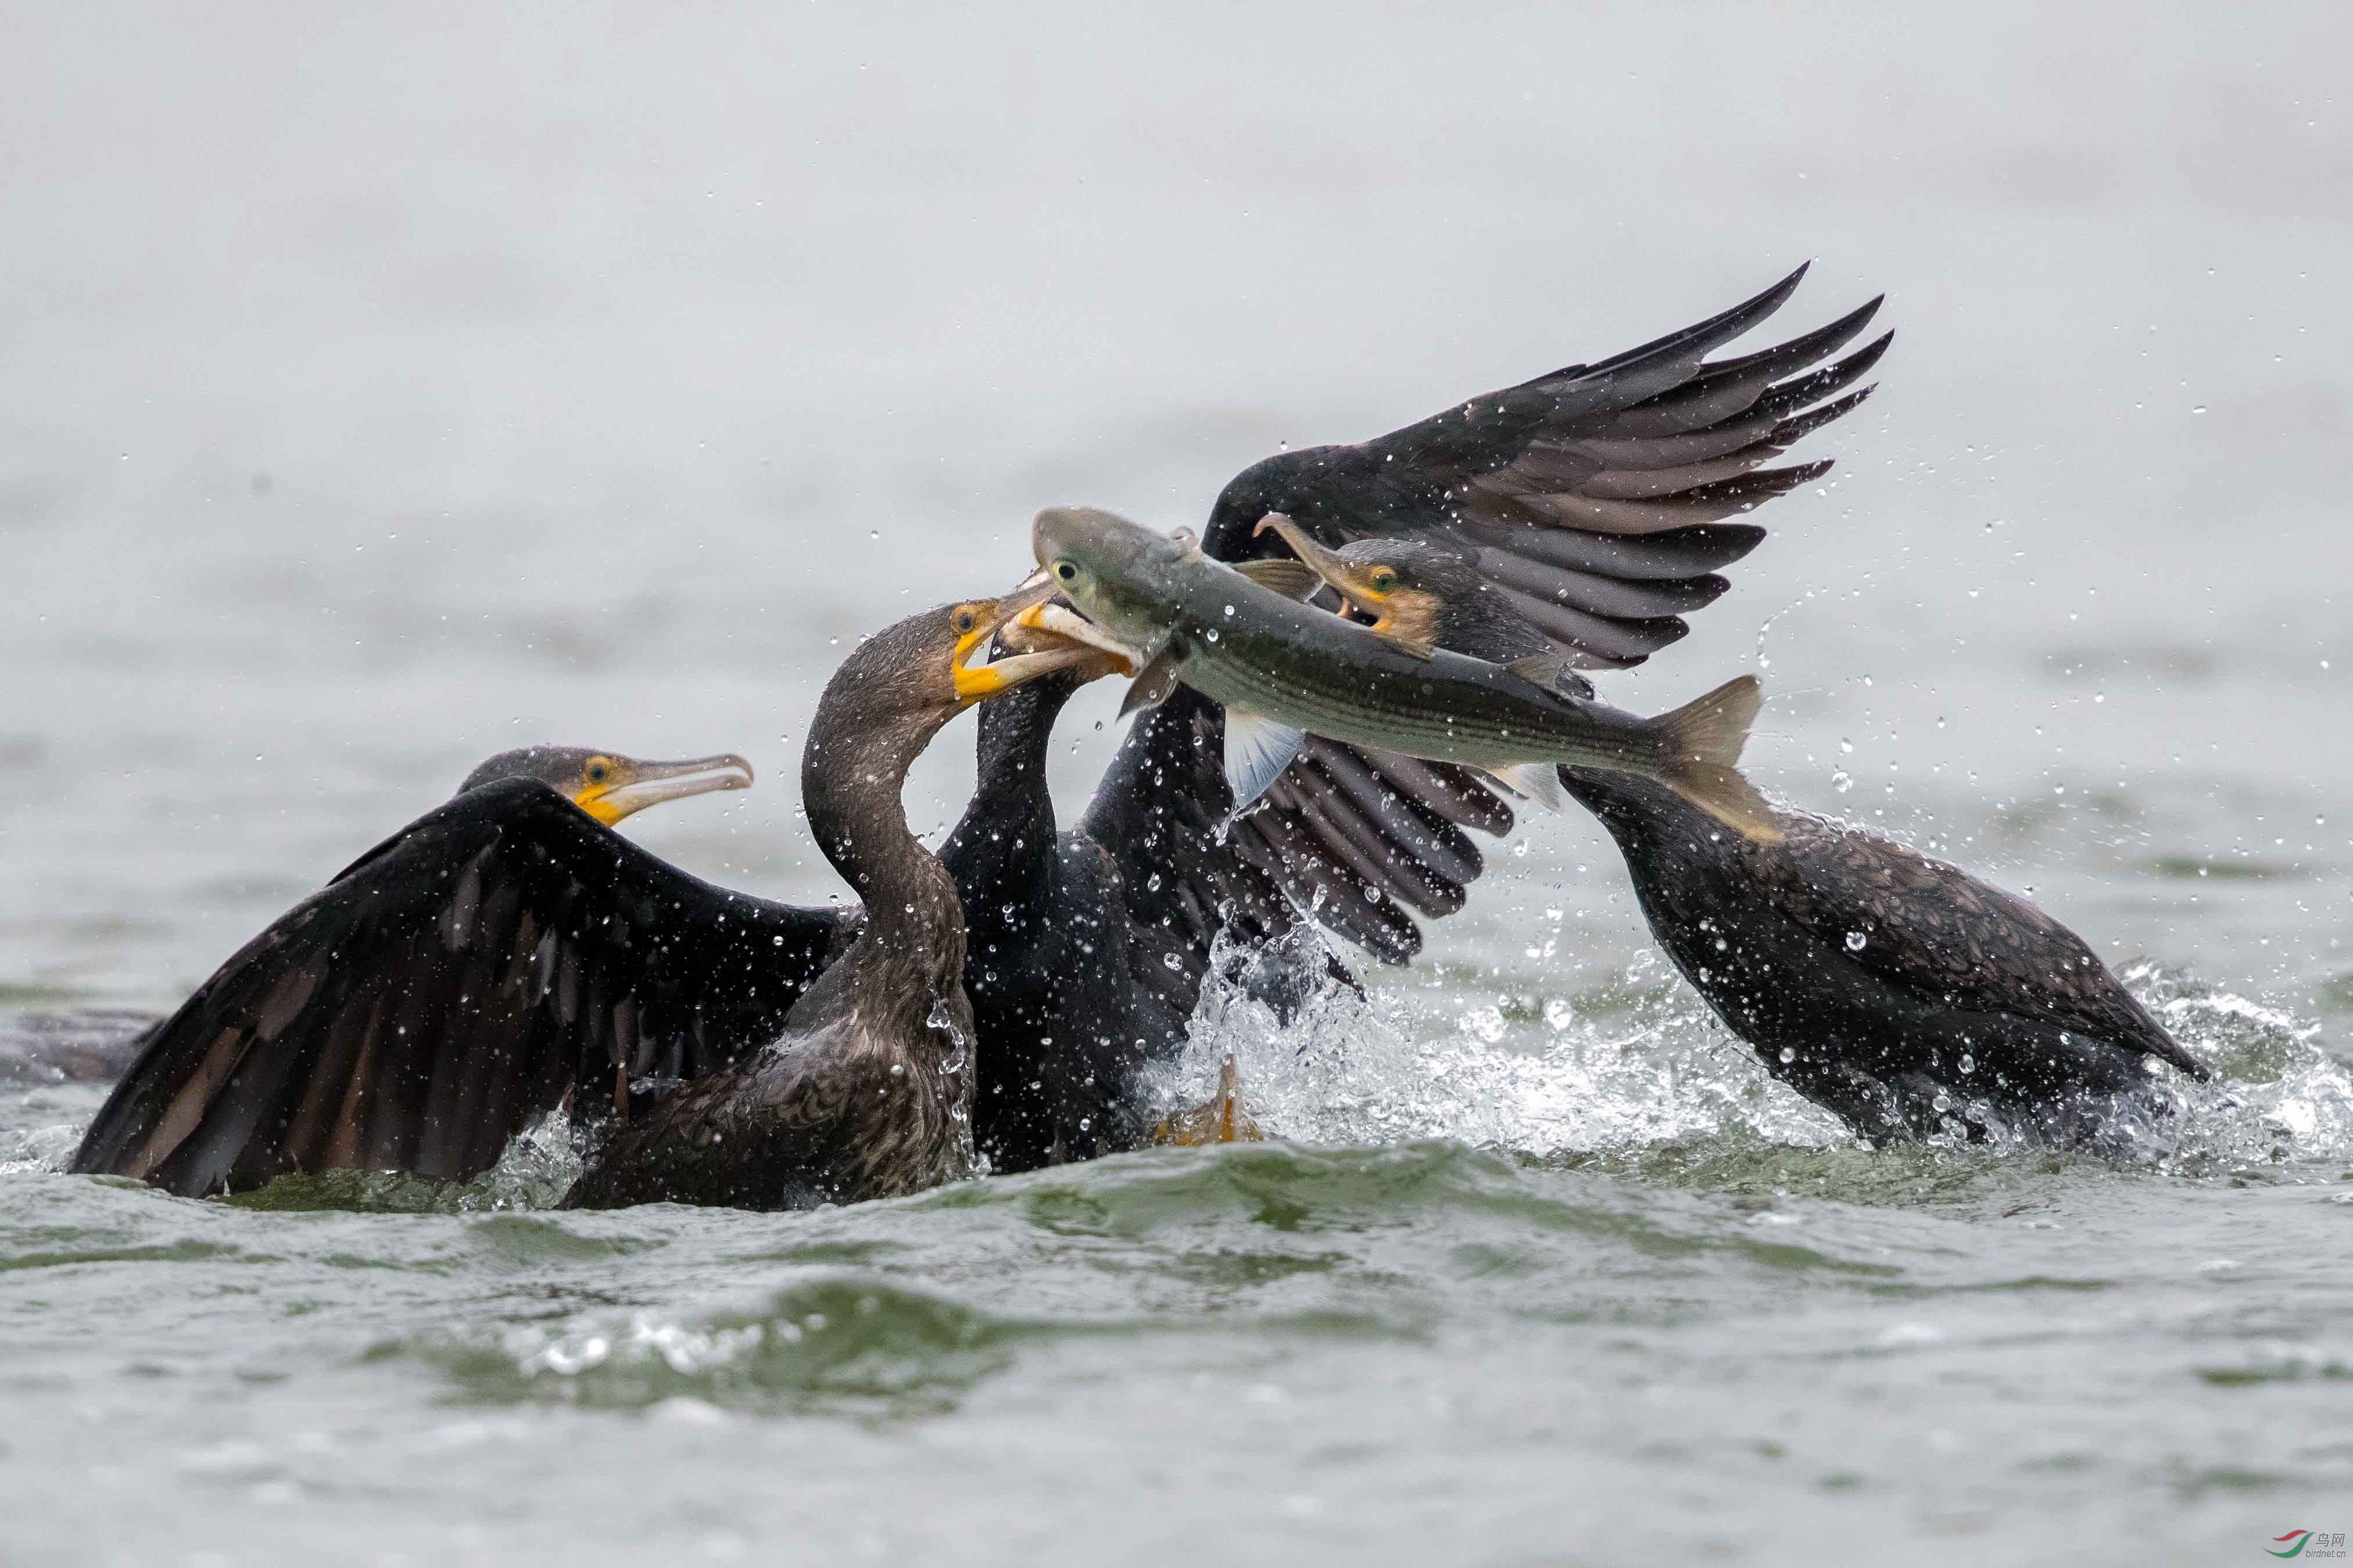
<box><xmin>73</xmin><ymin>266</ymin><xmax>1890</xmax><ymax>1193</ymax></box>
<box><xmin>558</xmin><ymin>590</ymin><xmax>1100</xmax><ymax>1207</ymax></box>
<box><xmin>952</xmin><ymin>264</ymin><xmax>1888</xmax><ymax>1167</ymax></box>
<box><xmin>69</xmin><ymin>745</ymin><xmax>797</xmax><ymax>1193</ymax></box>
<box><xmin>1260</xmin><ymin>528</ymin><xmax>2212</xmax><ymax>1142</ymax></box>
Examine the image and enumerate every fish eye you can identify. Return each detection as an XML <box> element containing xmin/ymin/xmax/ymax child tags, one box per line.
<box><xmin>1053</xmin><ymin>560</ymin><xmax>1079</xmax><ymax>583</ymax></box>
<box><xmin>952</xmin><ymin>607</ymin><xmax>979</xmax><ymax>634</ymax></box>
<box><xmin>1369</xmin><ymin>568</ymin><xmax>1399</xmax><ymax>593</ymax></box>
<box><xmin>584</xmin><ymin>757</ymin><xmax>614</xmax><ymax>785</ymax></box>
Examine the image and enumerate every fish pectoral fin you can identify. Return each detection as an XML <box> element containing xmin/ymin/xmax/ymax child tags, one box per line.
<box><xmin>1506</xmin><ymin>653</ymin><xmax>1592</xmax><ymax>698</ymax></box>
<box><xmin>1231</xmin><ymin>558</ymin><xmax>1322</xmax><ymax>601</ymax></box>
<box><xmin>1373</xmin><ymin>629</ymin><xmax>1439</xmax><ymax>661</ymax></box>
<box><xmin>1223</xmin><ymin>708</ymin><xmax>1307</xmax><ymax>810</ymax></box>
<box><xmin>1484</xmin><ymin>763</ymin><xmax>1566</xmax><ymax>813</ymax></box>
<box><xmin>1118</xmin><ymin>650</ymin><xmax>1185</xmax><ymax>718</ymax></box>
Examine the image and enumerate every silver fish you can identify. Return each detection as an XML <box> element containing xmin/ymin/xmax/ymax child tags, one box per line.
<box><xmin>1026</xmin><ymin>505</ymin><xmax>1779</xmax><ymax>842</ymax></box>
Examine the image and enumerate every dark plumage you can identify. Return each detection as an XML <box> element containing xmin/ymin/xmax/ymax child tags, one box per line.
<box><xmin>1267</xmin><ymin>539</ymin><xmax>2211</xmax><ymax>1143</ymax></box>
<box><xmin>947</xmin><ymin>661</ymin><xmax>1504</xmax><ymax>1171</ymax></box>
<box><xmin>70</xmin><ymin>747</ymin><xmax>830</xmax><ymax>1196</ymax></box>
<box><xmin>71</xmin><ymin>268</ymin><xmax>1888</xmax><ymax>1197</ymax></box>
<box><xmin>565</xmin><ymin>600</ymin><xmax>1086</xmax><ymax>1208</ymax></box>
<box><xmin>1208</xmin><ymin>263</ymin><xmax>1889</xmax><ymax>669</ymax></box>
<box><xmin>953</xmin><ymin>267</ymin><xmax>1885</xmax><ymax>1165</ymax></box>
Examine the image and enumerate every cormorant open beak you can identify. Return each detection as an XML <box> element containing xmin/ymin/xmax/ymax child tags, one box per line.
<box><xmin>1252</xmin><ymin>513</ymin><xmax>1394</xmax><ymax>622</ymax></box>
<box><xmin>1007</xmin><ymin>597</ymin><xmax>1141</xmax><ymax>678</ymax></box>
<box><xmin>951</xmin><ymin>576</ymin><xmax>1108</xmax><ymax>703</ymax></box>
<box><xmin>575</xmin><ymin>753</ymin><xmax>755</xmax><ymax>826</ymax></box>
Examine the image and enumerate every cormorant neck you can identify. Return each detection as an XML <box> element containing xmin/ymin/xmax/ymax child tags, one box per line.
<box><xmin>801</xmin><ymin>682</ymin><xmax>965</xmax><ymax>1022</ymax></box>
<box><xmin>941</xmin><ymin>670</ymin><xmax>1080</xmax><ymax>893</ymax></box>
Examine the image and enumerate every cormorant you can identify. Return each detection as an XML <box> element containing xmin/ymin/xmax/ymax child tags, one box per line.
<box><xmin>73</xmin><ymin>266</ymin><xmax>1891</xmax><ymax>1195</ymax></box>
<box><xmin>69</xmin><ymin>745</ymin><xmax>792</xmax><ymax>1193</ymax></box>
<box><xmin>952</xmin><ymin>264</ymin><xmax>1888</xmax><ymax>1168</ymax></box>
<box><xmin>558</xmin><ymin>590</ymin><xmax>1100</xmax><ymax>1207</ymax></box>
<box><xmin>1259</xmin><ymin>526</ymin><xmax>2212</xmax><ymax>1142</ymax></box>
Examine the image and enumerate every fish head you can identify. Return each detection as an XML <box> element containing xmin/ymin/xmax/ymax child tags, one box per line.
<box><xmin>1030</xmin><ymin>505</ymin><xmax>1195</xmax><ymax>663</ymax></box>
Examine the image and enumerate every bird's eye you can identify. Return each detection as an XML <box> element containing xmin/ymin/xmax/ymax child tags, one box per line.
<box><xmin>1370</xmin><ymin>568</ymin><xmax>1398</xmax><ymax>593</ymax></box>
<box><xmin>1053</xmin><ymin>560</ymin><xmax>1078</xmax><ymax>582</ymax></box>
<box><xmin>953</xmin><ymin>608</ymin><xmax>978</xmax><ymax>634</ymax></box>
<box><xmin>585</xmin><ymin>758</ymin><xmax>613</xmax><ymax>784</ymax></box>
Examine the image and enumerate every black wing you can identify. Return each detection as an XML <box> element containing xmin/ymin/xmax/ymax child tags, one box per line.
<box><xmin>1206</xmin><ymin>264</ymin><xmax>1886</xmax><ymax>668</ymax></box>
<box><xmin>1080</xmin><ymin>269</ymin><xmax>1881</xmax><ymax>967</ymax></box>
<box><xmin>71</xmin><ymin>780</ymin><xmax>847</xmax><ymax>1196</ymax></box>
<box><xmin>1080</xmin><ymin>686</ymin><xmax>1512</xmax><ymax>968</ymax></box>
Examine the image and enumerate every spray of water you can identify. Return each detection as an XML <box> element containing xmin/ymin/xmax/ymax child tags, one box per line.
<box><xmin>1156</xmin><ymin>938</ymin><xmax>2353</xmax><ymax>1174</ymax></box>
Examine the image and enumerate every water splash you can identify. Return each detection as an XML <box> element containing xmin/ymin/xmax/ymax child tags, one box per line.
<box><xmin>1159</xmin><ymin>943</ymin><xmax>2353</xmax><ymax>1176</ymax></box>
<box><xmin>1162</xmin><ymin>943</ymin><xmax>1847</xmax><ymax>1158</ymax></box>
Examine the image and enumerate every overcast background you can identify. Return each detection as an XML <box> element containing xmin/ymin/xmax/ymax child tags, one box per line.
<box><xmin>2</xmin><ymin>1</ymin><xmax>2347</xmax><ymax>1012</ymax></box>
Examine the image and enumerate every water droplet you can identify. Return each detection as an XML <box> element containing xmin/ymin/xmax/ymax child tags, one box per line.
<box><xmin>889</xmin><ymin>1063</ymin><xmax>904</xmax><ymax>1076</ymax></box>
<box><xmin>1845</xmin><ymin>931</ymin><xmax>1867</xmax><ymax>952</ymax></box>
<box><xmin>1839</xmin><ymin>738</ymin><xmax>1854</xmax><ymax>754</ymax></box>
<box><xmin>1162</xmin><ymin>951</ymin><xmax>1184</xmax><ymax>971</ymax></box>
<box><xmin>1223</xmin><ymin>604</ymin><xmax>1235</xmax><ymax>617</ymax></box>
<box><xmin>1778</xmin><ymin>1047</ymin><xmax>1796</xmax><ymax>1064</ymax></box>
<box><xmin>1831</xmin><ymin>770</ymin><xmax>1853</xmax><ymax>793</ymax></box>
<box><xmin>1958</xmin><ymin>1054</ymin><xmax>1975</xmax><ymax>1075</ymax></box>
<box><xmin>1204</xmin><ymin>629</ymin><xmax>1219</xmax><ymax>642</ymax></box>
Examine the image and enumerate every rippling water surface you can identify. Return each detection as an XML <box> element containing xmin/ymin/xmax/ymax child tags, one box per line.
<box><xmin>5</xmin><ymin>3</ymin><xmax>2352</xmax><ymax>1563</ymax></box>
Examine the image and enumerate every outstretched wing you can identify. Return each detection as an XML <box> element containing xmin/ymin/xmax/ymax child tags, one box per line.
<box><xmin>1206</xmin><ymin>264</ymin><xmax>1886</xmax><ymax>668</ymax></box>
<box><xmin>1080</xmin><ymin>686</ymin><xmax>1512</xmax><ymax>969</ymax></box>
<box><xmin>71</xmin><ymin>780</ymin><xmax>848</xmax><ymax>1196</ymax></box>
<box><xmin>1085</xmin><ymin>268</ymin><xmax>1882</xmax><ymax>967</ymax></box>
<box><xmin>1765</xmin><ymin>815</ymin><xmax>2207</xmax><ymax>1078</ymax></box>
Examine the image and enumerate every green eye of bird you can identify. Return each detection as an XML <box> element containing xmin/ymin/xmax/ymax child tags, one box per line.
<box><xmin>1370</xmin><ymin>569</ymin><xmax>1398</xmax><ymax>592</ymax></box>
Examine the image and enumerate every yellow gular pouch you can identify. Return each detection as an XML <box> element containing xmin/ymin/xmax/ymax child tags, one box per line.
<box><xmin>565</xmin><ymin>752</ymin><xmax>756</xmax><ymax>826</ymax></box>
<box><xmin>952</xmin><ymin>583</ymin><xmax>1122</xmax><ymax>702</ymax></box>
<box><xmin>948</xmin><ymin>602</ymin><xmax>1012</xmax><ymax>702</ymax></box>
<box><xmin>570</xmin><ymin>755</ymin><xmax>628</xmax><ymax>824</ymax></box>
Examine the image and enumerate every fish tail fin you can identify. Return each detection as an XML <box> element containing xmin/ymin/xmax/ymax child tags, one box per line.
<box><xmin>1643</xmin><ymin>676</ymin><xmax>1782</xmax><ymax>843</ymax></box>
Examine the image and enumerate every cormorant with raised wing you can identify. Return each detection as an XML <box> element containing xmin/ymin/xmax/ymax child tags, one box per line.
<box><xmin>957</xmin><ymin>264</ymin><xmax>1889</xmax><ymax>1167</ymax></box>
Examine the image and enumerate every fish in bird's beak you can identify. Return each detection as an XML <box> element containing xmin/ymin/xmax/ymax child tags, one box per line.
<box><xmin>575</xmin><ymin>753</ymin><xmax>755</xmax><ymax>826</ymax></box>
<box><xmin>949</xmin><ymin>575</ymin><xmax>1111</xmax><ymax>703</ymax></box>
<box><xmin>1027</xmin><ymin>503</ymin><xmax>1782</xmax><ymax>841</ymax></box>
<box><xmin>1007</xmin><ymin>597</ymin><xmax>1144</xmax><ymax>678</ymax></box>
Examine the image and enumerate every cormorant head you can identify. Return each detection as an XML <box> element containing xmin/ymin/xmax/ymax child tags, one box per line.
<box><xmin>456</xmin><ymin>747</ymin><xmax>754</xmax><ymax>826</ymax></box>
<box><xmin>1251</xmin><ymin>514</ymin><xmax>1489</xmax><ymax>652</ymax></box>
<box><xmin>823</xmin><ymin>577</ymin><xmax>1106</xmax><ymax>734</ymax></box>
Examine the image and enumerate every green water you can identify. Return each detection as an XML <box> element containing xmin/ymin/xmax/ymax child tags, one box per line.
<box><xmin>6</xmin><ymin>959</ymin><xmax>2351</xmax><ymax>1565</ymax></box>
